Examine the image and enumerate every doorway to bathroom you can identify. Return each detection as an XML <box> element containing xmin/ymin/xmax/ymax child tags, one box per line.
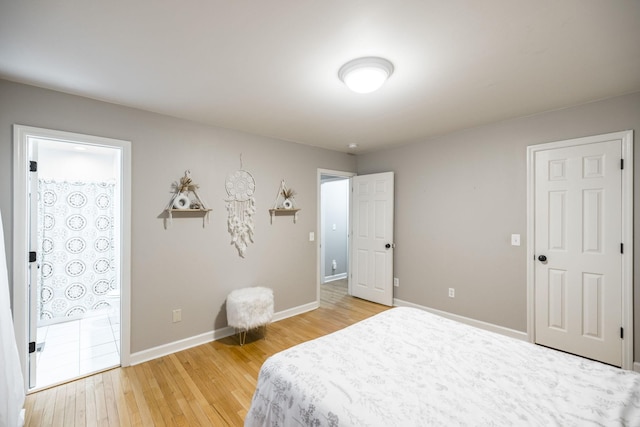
<box><xmin>13</xmin><ymin>125</ymin><xmax>131</xmax><ymax>391</ymax></box>
<box><xmin>318</xmin><ymin>170</ymin><xmax>354</xmax><ymax>304</ymax></box>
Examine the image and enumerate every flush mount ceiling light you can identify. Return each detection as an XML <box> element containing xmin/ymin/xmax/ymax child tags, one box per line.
<box><xmin>338</xmin><ymin>57</ymin><xmax>394</xmax><ymax>94</ymax></box>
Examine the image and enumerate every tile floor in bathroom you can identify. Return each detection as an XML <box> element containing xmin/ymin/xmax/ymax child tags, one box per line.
<box><xmin>35</xmin><ymin>306</ymin><xmax>120</xmax><ymax>389</ymax></box>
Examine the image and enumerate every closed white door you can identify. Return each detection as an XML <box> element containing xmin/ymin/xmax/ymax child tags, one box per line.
<box><xmin>534</xmin><ymin>138</ymin><xmax>622</xmax><ymax>366</ymax></box>
<box><xmin>351</xmin><ymin>172</ymin><xmax>394</xmax><ymax>306</ymax></box>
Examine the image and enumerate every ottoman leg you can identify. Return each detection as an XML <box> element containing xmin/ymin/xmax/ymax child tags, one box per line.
<box><xmin>238</xmin><ymin>329</ymin><xmax>247</xmax><ymax>346</ymax></box>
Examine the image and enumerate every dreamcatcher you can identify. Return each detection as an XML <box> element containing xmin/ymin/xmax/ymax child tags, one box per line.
<box><xmin>225</xmin><ymin>158</ymin><xmax>256</xmax><ymax>257</ymax></box>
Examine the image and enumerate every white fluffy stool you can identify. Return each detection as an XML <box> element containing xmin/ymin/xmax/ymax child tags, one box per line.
<box><xmin>226</xmin><ymin>287</ymin><xmax>274</xmax><ymax>345</ymax></box>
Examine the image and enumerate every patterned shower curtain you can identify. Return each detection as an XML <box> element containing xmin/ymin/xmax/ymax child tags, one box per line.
<box><xmin>38</xmin><ymin>180</ymin><xmax>117</xmax><ymax>324</ymax></box>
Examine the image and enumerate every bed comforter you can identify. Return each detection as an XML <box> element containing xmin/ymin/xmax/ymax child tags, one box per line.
<box><xmin>245</xmin><ymin>307</ymin><xmax>640</xmax><ymax>426</ymax></box>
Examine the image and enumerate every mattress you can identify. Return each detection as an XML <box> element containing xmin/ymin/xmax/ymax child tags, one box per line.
<box><xmin>245</xmin><ymin>307</ymin><xmax>640</xmax><ymax>426</ymax></box>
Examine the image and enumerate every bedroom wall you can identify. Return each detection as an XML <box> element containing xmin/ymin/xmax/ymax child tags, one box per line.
<box><xmin>356</xmin><ymin>91</ymin><xmax>640</xmax><ymax>363</ymax></box>
<box><xmin>0</xmin><ymin>79</ymin><xmax>356</xmax><ymax>354</ymax></box>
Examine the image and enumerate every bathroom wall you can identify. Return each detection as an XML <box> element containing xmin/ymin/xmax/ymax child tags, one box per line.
<box><xmin>321</xmin><ymin>178</ymin><xmax>349</xmax><ymax>281</ymax></box>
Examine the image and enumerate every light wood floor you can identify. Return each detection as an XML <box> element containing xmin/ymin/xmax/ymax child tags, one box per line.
<box><xmin>25</xmin><ymin>280</ymin><xmax>389</xmax><ymax>426</ymax></box>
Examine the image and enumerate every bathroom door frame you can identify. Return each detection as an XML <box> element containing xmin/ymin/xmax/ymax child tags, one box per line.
<box><xmin>12</xmin><ymin>124</ymin><xmax>132</xmax><ymax>392</ymax></box>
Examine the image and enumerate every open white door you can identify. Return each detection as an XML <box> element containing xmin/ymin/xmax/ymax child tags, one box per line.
<box><xmin>27</xmin><ymin>142</ymin><xmax>38</xmax><ymax>389</ymax></box>
<box><xmin>351</xmin><ymin>172</ymin><xmax>394</xmax><ymax>306</ymax></box>
<box><xmin>14</xmin><ymin>125</ymin><xmax>132</xmax><ymax>392</ymax></box>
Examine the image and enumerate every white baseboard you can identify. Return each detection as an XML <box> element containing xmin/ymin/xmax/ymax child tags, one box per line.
<box><xmin>634</xmin><ymin>362</ymin><xmax>640</xmax><ymax>373</ymax></box>
<box><xmin>272</xmin><ymin>301</ymin><xmax>318</xmax><ymax>322</ymax></box>
<box><xmin>130</xmin><ymin>300</ymin><xmax>319</xmax><ymax>366</ymax></box>
<box><xmin>393</xmin><ymin>298</ymin><xmax>528</xmax><ymax>341</ymax></box>
<box><xmin>323</xmin><ymin>273</ymin><xmax>347</xmax><ymax>283</ymax></box>
<box><xmin>129</xmin><ymin>326</ymin><xmax>235</xmax><ymax>365</ymax></box>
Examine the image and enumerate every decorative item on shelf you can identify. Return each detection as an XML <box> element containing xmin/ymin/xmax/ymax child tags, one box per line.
<box><xmin>281</xmin><ymin>186</ymin><xmax>296</xmax><ymax>209</ymax></box>
<box><xmin>164</xmin><ymin>170</ymin><xmax>211</xmax><ymax>228</ymax></box>
<box><xmin>173</xmin><ymin>193</ymin><xmax>190</xmax><ymax>210</ymax></box>
<box><xmin>225</xmin><ymin>154</ymin><xmax>256</xmax><ymax>258</ymax></box>
<box><xmin>270</xmin><ymin>179</ymin><xmax>301</xmax><ymax>223</ymax></box>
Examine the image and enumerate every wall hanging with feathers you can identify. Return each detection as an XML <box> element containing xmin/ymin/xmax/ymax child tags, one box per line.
<box><xmin>225</xmin><ymin>156</ymin><xmax>256</xmax><ymax>257</ymax></box>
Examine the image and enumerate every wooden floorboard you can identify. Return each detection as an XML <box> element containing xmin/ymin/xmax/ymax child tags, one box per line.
<box><xmin>25</xmin><ymin>280</ymin><xmax>389</xmax><ymax>426</ymax></box>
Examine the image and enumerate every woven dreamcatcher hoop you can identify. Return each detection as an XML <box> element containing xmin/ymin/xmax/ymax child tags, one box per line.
<box><xmin>225</xmin><ymin>161</ymin><xmax>256</xmax><ymax>257</ymax></box>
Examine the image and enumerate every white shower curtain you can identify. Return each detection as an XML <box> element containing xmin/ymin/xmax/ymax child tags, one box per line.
<box><xmin>0</xmin><ymin>209</ymin><xmax>25</xmax><ymax>427</ymax></box>
<box><xmin>37</xmin><ymin>180</ymin><xmax>117</xmax><ymax>324</ymax></box>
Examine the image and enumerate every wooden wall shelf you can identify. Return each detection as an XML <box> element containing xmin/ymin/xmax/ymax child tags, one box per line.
<box><xmin>269</xmin><ymin>208</ymin><xmax>300</xmax><ymax>223</ymax></box>
<box><xmin>164</xmin><ymin>171</ymin><xmax>211</xmax><ymax>228</ymax></box>
<box><xmin>167</xmin><ymin>209</ymin><xmax>212</xmax><ymax>213</ymax></box>
<box><xmin>164</xmin><ymin>208</ymin><xmax>212</xmax><ymax>229</ymax></box>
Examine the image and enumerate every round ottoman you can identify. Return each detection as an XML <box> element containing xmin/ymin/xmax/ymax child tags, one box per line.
<box><xmin>226</xmin><ymin>287</ymin><xmax>274</xmax><ymax>345</ymax></box>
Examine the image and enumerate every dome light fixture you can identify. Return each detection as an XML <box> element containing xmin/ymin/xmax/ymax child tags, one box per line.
<box><xmin>338</xmin><ymin>57</ymin><xmax>394</xmax><ymax>94</ymax></box>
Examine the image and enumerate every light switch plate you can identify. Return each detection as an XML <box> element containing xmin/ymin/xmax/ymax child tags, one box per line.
<box><xmin>309</xmin><ymin>232</ymin><xmax>315</xmax><ymax>241</ymax></box>
<box><xmin>511</xmin><ymin>234</ymin><xmax>521</xmax><ymax>246</ymax></box>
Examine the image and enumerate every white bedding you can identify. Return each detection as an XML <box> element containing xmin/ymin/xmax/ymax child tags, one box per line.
<box><xmin>245</xmin><ymin>307</ymin><xmax>640</xmax><ymax>426</ymax></box>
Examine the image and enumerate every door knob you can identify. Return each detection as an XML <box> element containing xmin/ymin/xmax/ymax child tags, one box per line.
<box><xmin>538</xmin><ymin>255</ymin><xmax>547</xmax><ymax>262</ymax></box>
<box><xmin>385</xmin><ymin>243</ymin><xmax>391</xmax><ymax>249</ymax></box>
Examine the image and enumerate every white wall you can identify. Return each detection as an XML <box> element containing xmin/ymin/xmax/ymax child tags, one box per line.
<box><xmin>0</xmin><ymin>79</ymin><xmax>356</xmax><ymax>354</ymax></box>
<box><xmin>3</xmin><ymin>79</ymin><xmax>637</xmax><ymax>363</ymax></box>
<box><xmin>356</xmin><ymin>91</ymin><xmax>640</xmax><ymax>363</ymax></box>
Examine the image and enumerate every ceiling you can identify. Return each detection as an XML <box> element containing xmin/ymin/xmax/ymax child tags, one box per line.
<box><xmin>1</xmin><ymin>1</ymin><xmax>639</xmax><ymax>153</ymax></box>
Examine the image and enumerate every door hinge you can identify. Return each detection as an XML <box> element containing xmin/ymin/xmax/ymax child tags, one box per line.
<box><xmin>621</xmin><ymin>159</ymin><xmax>624</xmax><ymax>170</ymax></box>
<box><xmin>29</xmin><ymin>341</ymin><xmax>36</xmax><ymax>354</ymax></box>
<box><xmin>29</xmin><ymin>161</ymin><xmax>37</xmax><ymax>172</ymax></box>
<box><xmin>29</xmin><ymin>251</ymin><xmax>37</xmax><ymax>263</ymax></box>
<box><xmin>620</xmin><ymin>327</ymin><xmax>624</xmax><ymax>339</ymax></box>
<box><xmin>621</xmin><ymin>243</ymin><xmax>624</xmax><ymax>254</ymax></box>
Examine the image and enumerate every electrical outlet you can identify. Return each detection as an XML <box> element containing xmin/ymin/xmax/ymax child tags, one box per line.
<box><xmin>393</xmin><ymin>277</ymin><xmax>399</xmax><ymax>287</ymax></box>
<box><xmin>448</xmin><ymin>288</ymin><xmax>455</xmax><ymax>298</ymax></box>
<box><xmin>172</xmin><ymin>309</ymin><xmax>182</xmax><ymax>323</ymax></box>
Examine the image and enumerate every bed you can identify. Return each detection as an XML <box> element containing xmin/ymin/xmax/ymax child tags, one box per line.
<box><xmin>245</xmin><ymin>307</ymin><xmax>640</xmax><ymax>426</ymax></box>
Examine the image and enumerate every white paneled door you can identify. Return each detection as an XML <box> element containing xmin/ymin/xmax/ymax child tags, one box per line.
<box><xmin>533</xmin><ymin>137</ymin><xmax>624</xmax><ymax>366</ymax></box>
<box><xmin>351</xmin><ymin>172</ymin><xmax>394</xmax><ymax>306</ymax></box>
<box><xmin>27</xmin><ymin>142</ymin><xmax>39</xmax><ymax>389</ymax></box>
